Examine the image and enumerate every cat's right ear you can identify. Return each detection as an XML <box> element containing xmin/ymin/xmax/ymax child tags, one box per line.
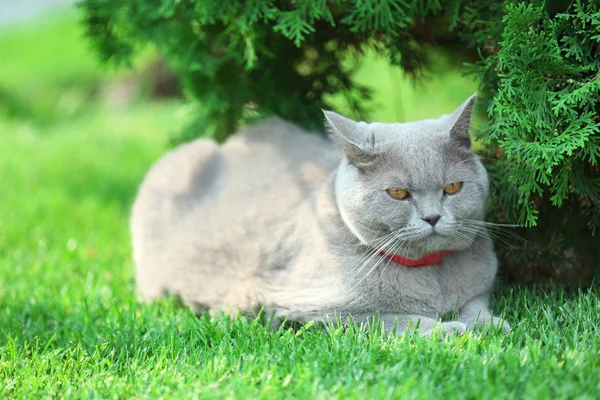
<box><xmin>323</xmin><ymin>110</ymin><xmax>375</xmax><ymax>168</ymax></box>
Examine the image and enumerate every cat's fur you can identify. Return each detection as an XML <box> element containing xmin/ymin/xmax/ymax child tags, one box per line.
<box><xmin>131</xmin><ymin>95</ymin><xmax>509</xmax><ymax>335</ymax></box>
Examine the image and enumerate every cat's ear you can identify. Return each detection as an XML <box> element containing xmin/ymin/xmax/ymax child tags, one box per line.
<box><xmin>448</xmin><ymin>93</ymin><xmax>477</xmax><ymax>149</ymax></box>
<box><xmin>323</xmin><ymin>110</ymin><xmax>375</xmax><ymax>168</ymax></box>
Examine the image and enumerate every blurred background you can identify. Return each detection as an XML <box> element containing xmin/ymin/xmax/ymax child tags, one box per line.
<box><xmin>0</xmin><ymin>0</ymin><xmax>475</xmax><ymax>262</ymax></box>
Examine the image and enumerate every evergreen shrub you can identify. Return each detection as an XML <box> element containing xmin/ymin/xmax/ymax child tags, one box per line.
<box><xmin>81</xmin><ymin>0</ymin><xmax>600</xmax><ymax>283</ymax></box>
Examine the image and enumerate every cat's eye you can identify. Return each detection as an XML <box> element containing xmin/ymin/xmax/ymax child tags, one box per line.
<box><xmin>387</xmin><ymin>188</ymin><xmax>410</xmax><ymax>200</ymax></box>
<box><xmin>443</xmin><ymin>182</ymin><xmax>463</xmax><ymax>195</ymax></box>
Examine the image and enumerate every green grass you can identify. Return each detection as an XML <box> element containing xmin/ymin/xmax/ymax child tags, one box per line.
<box><xmin>1</xmin><ymin>8</ymin><xmax>600</xmax><ymax>400</ymax></box>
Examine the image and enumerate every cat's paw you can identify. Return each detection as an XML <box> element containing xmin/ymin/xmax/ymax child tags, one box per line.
<box><xmin>420</xmin><ymin>321</ymin><xmax>467</xmax><ymax>337</ymax></box>
<box><xmin>465</xmin><ymin>316</ymin><xmax>511</xmax><ymax>333</ymax></box>
<box><xmin>441</xmin><ymin>321</ymin><xmax>468</xmax><ymax>335</ymax></box>
<box><xmin>490</xmin><ymin>317</ymin><xmax>511</xmax><ymax>333</ymax></box>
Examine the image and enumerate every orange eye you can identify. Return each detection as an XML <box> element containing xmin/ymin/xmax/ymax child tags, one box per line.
<box><xmin>387</xmin><ymin>188</ymin><xmax>410</xmax><ymax>200</ymax></box>
<box><xmin>443</xmin><ymin>182</ymin><xmax>463</xmax><ymax>195</ymax></box>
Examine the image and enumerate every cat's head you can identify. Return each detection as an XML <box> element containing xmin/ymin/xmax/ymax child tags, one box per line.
<box><xmin>324</xmin><ymin>94</ymin><xmax>489</xmax><ymax>258</ymax></box>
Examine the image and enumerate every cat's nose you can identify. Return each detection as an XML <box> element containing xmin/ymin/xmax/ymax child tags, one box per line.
<box><xmin>422</xmin><ymin>214</ymin><xmax>441</xmax><ymax>226</ymax></box>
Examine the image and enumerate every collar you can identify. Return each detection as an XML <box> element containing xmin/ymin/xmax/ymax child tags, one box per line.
<box><xmin>379</xmin><ymin>250</ymin><xmax>453</xmax><ymax>267</ymax></box>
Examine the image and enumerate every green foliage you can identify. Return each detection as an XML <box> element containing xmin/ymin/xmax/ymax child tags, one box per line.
<box><xmin>480</xmin><ymin>2</ymin><xmax>600</xmax><ymax>230</ymax></box>
<box><xmin>80</xmin><ymin>0</ymin><xmax>600</xmax><ymax>281</ymax></box>
<box><xmin>453</xmin><ymin>0</ymin><xmax>600</xmax><ymax>281</ymax></box>
<box><xmin>79</xmin><ymin>0</ymin><xmax>442</xmax><ymax>141</ymax></box>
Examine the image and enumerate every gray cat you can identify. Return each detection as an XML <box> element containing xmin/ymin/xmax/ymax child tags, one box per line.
<box><xmin>131</xmin><ymin>94</ymin><xmax>510</xmax><ymax>335</ymax></box>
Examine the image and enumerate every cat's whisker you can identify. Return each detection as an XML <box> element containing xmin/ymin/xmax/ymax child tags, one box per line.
<box><xmin>486</xmin><ymin>230</ymin><xmax>527</xmax><ymax>246</ymax></box>
<box><xmin>461</xmin><ymin>221</ymin><xmax>528</xmax><ymax>243</ymax></box>
<box><xmin>364</xmin><ymin>229</ymin><xmax>387</xmax><ymax>246</ymax></box>
<box><xmin>377</xmin><ymin>236</ymin><xmax>408</xmax><ymax>283</ymax></box>
<box><xmin>343</xmin><ymin>249</ymin><xmax>385</xmax><ymax>283</ymax></box>
<box><xmin>354</xmin><ymin>232</ymin><xmax>400</xmax><ymax>262</ymax></box>
<box><xmin>403</xmin><ymin>232</ymin><xmax>414</xmax><ymax>259</ymax></box>
<box><xmin>459</xmin><ymin>219</ymin><xmax>528</xmax><ymax>244</ymax></box>
<box><xmin>454</xmin><ymin>229</ymin><xmax>490</xmax><ymax>252</ymax></box>
<box><xmin>345</xmin><ymin>228</ymin><xmax>413</xmax><ymax>290</ymax></box>
<box><xmin>375</xmin><ymin>229</ymin><xmax>414</xmax><ymax>282</ymax></box>
<box><xmin>340</xmin><ymin>229</ymin><xmax>392</xmax><ymax>248</ymax></box>
<box><xmin>460</xmin><ymin>222</ymin><xmax>526</xmax><ymax>243</ymax></box>
<box><xmin>463</xmin><ymin>219</ymin><xmax>522</xmax><ymax>228</ymax></box>
<box><xmin>460</xmin><ymin>228</ymin><xmax>516</xmax><ymax>252</ymax></box>
<box><xmin>347</xmin><ymin>227</ymin><xmax>415</xmax><ymax>271</ymax></box>
<box><xmin>342</xmin><ymin>231</ymin><xmax>393</xmax><ymax>250</ymax></box>
<box><xmin>342</xmin><ymin>233</ymin><xmax>401</xmax><ymax>287</ymax></box>
<box><xmin>348</xmin><ymin>243</ymin><xmax>398</xmax><ymax>292</ymax></box>
<box><xmin>457</xmin><ymin>225</ymin><xmax>519</xmax><ymax>249</ymax></box>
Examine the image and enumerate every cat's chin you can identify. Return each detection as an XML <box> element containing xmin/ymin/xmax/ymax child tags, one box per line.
<box><xmin>419</xmin><ymin>235</ymin><xmax>449</xmax><ymax>254</ymax></box>
<box><xmin>418</xmin><ymin>232</ymin><xmax>472</xmax><ymax>254</ymax></box>
<box><xmin>379</xmin><ymin>235</ymin><xmax>451</xmax><ymax>259</ymax></box>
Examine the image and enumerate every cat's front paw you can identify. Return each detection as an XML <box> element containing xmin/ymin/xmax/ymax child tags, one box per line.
<box><xmin>465</xmin><ymin>316</ymin><xmax>511</xmax><ymax>333</ymax></box>
<box><xmin>421</xmin><ymin>321</ymin><xmax>467</xmax><ymax>337</ymax></box>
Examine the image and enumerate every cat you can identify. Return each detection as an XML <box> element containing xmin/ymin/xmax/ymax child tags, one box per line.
<box><xmin>131</xmin><ymin>94</ymin><xmax>510</xmax><ymax>335</ymax></box>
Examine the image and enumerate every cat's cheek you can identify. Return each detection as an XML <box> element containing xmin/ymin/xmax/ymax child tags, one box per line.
<box><xmin>446</xmin><ymin>190</ymin><xmax>484</xmax><ymax>218</ymax></box>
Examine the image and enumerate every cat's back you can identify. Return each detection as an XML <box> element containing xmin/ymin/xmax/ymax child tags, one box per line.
<box><xmin>220</xmin><ymin>116</ymin><xmax>340</xmax><ymax>198</ymax></box>
<box><xmin>132</xmin><ymin>117</ymin><xmax>337</xmax><ymax>232</ymax></box>
<box><xmin>131</xmin><ymin>117</ymin><xmax>339</xmax><ymax>305</ymax></box>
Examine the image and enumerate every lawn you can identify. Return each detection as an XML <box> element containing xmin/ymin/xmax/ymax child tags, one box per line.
<box><xmin>1</xmin><ymin>8</ymin><xmax>599</xmax><ymax>399</ymax></box>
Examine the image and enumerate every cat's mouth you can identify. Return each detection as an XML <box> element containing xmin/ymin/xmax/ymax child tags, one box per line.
<box><xmin>423</xmin><ymin>231</ymin><xmax>446</xmax><ymax>243</ymax></box>
<box><xmin>430</xmin><ymin>230</ymin><xmax>450</xmax><ymax>239</ymax></box>
<box><xmin>417</xmin><ymin>230</ymin><xmax>458</xmax><ymax>253</ymax></box>
<box><xmin>419</xmin><ymin>227</ymin><xmax>445</xmax><ymax>239</ymax></box>
<box><xmin>376</xmin><ymin>225</ymin><xmax>462</xmax><ymax>255</ymax></box>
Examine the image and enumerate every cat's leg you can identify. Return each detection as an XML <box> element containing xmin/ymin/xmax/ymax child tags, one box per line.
<box><xmin>458</xmin><ymin>293</ymin><xmax>510</xmax><ymax>333</ymax></box>
<box><xmin>274</xmin><ymin>309</ymin><xmax>466</xmax><ymax>336</ymax></box>
<box><xmin>347</xmin><ymin>313</ymin><xmax>467</xmax><ymax>337</ymax></box>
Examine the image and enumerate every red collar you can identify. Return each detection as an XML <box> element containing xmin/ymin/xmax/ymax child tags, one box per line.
<box><xmin>380</xmin><ymin>250</ymin><xmax>453</xmax><ymax>267</ymax></box>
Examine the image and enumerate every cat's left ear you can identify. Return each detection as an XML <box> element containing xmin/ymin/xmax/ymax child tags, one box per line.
<box><xmin>448</xmin><ymin>93</ymin><xmax>477</xmax><ymax>149</ymax></box>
